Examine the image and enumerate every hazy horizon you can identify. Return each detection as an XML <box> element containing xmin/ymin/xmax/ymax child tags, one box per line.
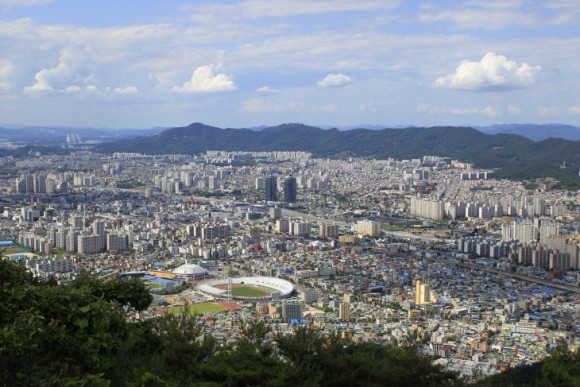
<box><xmin>0</xmin><ymin>121</ymin><xmax>579</xmax><ymax>132</ymax></box>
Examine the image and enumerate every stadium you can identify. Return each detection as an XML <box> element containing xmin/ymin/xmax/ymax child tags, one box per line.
<box><xmin>197</xmin><ymin>276</ymin><xmax>294</xmax><ymax>301</ymax></box>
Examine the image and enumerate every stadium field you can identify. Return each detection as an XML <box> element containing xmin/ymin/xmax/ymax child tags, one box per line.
<box><xmin>230</xmin><ymin>286</ymin><xmax>271</xmax><ymax>297</ymax></box>
<box><xmin>168</xmin><ymin>302</ymin><xmax>229</xmax><ymax>315</ymax></box>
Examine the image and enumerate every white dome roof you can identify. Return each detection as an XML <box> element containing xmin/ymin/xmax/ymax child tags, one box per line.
<box><xmin>172</xmin><ymin>263</ymin><xmax>208</xmax><ymax>275</ymax></box>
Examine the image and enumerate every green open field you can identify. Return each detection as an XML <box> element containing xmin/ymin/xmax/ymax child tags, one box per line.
<box><xmin>2</xmin><ymin>246</ymin><xmax>33</xmax><ymax>255</ymax></box>
<box><xmin>168</xmin><ymin>303</ymin><xmax>228</xmax><ymax>316</ymax></box>
<box><xmin>146</xmin><ymin>282</ymin><xmax>164</xmax><ymax>289</ymax></box>
<box><xmin>230</xmin><ymin>286</ymin><xmax>271</xmax><ymax>297</ymax></box>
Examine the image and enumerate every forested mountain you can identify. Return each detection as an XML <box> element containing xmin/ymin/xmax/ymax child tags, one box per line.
<box><xmin>478</xmin><ymin>124</ymin><xmax>580</xmax><ymax>141</ymax></box>
<box><xmin>97</xmin><ymin>122</ymin><xmax>580</xmax><ymax>189</ymax></box>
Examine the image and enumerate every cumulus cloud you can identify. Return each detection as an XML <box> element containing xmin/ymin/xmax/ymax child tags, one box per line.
<box><xmin>316</xmin><ymin>73</ymin><xmax>353</xmax><ymax>88</ymax></box>
<box><xmin>24</xmin><ymin>44</ymin><xmax>98</xmax><ymax>94</ymax></box>
<box><xmin>0</xmin><ymin>59</ymin><xmax>14</xmax><ymax>90</ymax></box>
<box><xmin>172</xmin><ymin>65</ymin><xmax>235</xmax><ymax>93</ymax></box>
<box><xmin>435</xmin><ymin>52</ymin><xmax>540</xmax><ymax>91</ymax></box>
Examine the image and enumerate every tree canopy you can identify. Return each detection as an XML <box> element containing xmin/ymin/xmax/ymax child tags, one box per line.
<box><xmin>3</xmin><ymin>259</ymin><xmax>573</xmax><ymax>386</ymax></box>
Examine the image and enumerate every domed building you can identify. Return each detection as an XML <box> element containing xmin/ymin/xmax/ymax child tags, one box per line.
<box><xmin>172</xmin><ymin>263</ymin><xmax>211</xmax><ymax>280</ymax></box>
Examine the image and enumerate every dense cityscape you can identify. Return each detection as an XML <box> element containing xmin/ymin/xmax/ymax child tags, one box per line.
<box><xmin>2</xmin><ymin>0</ymin><xmax>580</xmax><ymax>384</ymax></box>
<box><xmin>2</xmin><ymin>140</ymin><xmax>579</xmax><ymax>382</ymax></box>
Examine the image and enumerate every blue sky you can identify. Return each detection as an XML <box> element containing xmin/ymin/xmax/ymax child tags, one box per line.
<box><xmin>0</xmin><ymin>0</ymin><xmax>579</xmax><ymax>129</ymax></box>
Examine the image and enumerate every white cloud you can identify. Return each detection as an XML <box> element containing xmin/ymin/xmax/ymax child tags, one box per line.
<box><xmin>538</xmin><ymin>106</ymin><xmax>556</xmax><ymax>116</ymax></box>
<box><xmin>24</xmin><ymin>44</ymin><xmax>98</xmax><ymax>94</ymax></box>
<box><xmin>569</xmin><ymin>106</ymin><xmax>580</xmax><ymax>114</ymax></box>
<box><xmin>507</xmin><ymin>105</ymin><xmax>521</xmax><ymax>113</ymax></box>
<box><xmin>64</xmin><ymin>85</ymin><xmax>81</xmax><ymax>93</ymax></box>
<box><xmin>257</xmin><ymin>86</ymin><xmax>277</xmax><ymax>93</ymax></box>
<box><xmin>0</xmin><ymin>59</ymin><xmax>13</xmax><ymax>90</ymax></box>
<box><xmin>545</xmin><ymin>0</ymin><xmax>580</xmax><ymax>25</ymax></box>
<box><xmin>482</xmin><ymin>106</ymin><xmax>499</xmax><ymax>117</ymax></box>
<box><xmin>242</xmin><ymin>0</ymin><xmax>399</xmax><ymax>18</ymax></box>
<box><xmin>416</xmin><ymin>103</ymin><xmax>498</xmax><ymax>116</ymax></box>
<box><xmin>172</xmin><ymin>65</ymin><xmax>235</xmax><ymax>93</ymax></box>
<box><xmin>0</xmin><ymin>0</ymin><xmax>53</xmax><ymax>7</ymax></box>
<box><xmin>187</xmin><ymin>0</ymin><xmax>400</xmax><ymax>21</ymax></box>
<box><xmin>316</xmin><ymin>73</ymin><xmax>353</xmax><ymax>88</ymax></box>
<box><xmin>114</xmin><ymin>86</ymin><xmax>138</xmax><ymax>94</ymax></box>
<box><xmin>464</xmin><ymin>0</ymin><xmax>525</xmax><ymax>10</ymax></box>
<box><xmin>435</xmin><ymin>52</ymin><xmax>541</xmax><ymax>91</ymax></box>
<box><xmin>418</xmin><ymin>1</ymin><xmax>536</xmax><ymax>30</ymax></box>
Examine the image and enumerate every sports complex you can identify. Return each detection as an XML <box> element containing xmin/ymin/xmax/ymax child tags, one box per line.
<box><xmin>197</xmin><ymin>276</ymin><xmax>294</xmax><ymax>301</ymax></box>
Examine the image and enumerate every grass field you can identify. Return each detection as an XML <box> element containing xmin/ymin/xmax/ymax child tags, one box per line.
<box><xmin>230</xmin><ymin>286</ymin><xmax>271</xmax><ymax>297</ymax></box>
<box><xmin>146</xmin><ymin>282</ymin><xmax>164</xmax><ymax>289</ymax></box>
<box><xmin>2</xmin><ymin>246</ymin><xmax>34</xmax><ymax>255</ymax></box>
<box><xmin>168</xmin><ymin>303</ymin><xmax>229</xmax><ymax>316</ymax></box>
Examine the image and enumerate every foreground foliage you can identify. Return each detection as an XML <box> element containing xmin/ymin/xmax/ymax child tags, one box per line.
<box><xmin>2</xmin><ymin>259</ymin><xmax>575</xmax><ymax>386</ymax></box>
<box><xmin>476</xmin><ymin>344</ymin><xmax>580</xmax><ymax>387</ymax></box>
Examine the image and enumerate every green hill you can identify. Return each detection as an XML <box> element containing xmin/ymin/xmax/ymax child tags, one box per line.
<box><xmin>97</xmin><ymin>123</ymin><xmax>580</xmax><ymax>189</ymax></box>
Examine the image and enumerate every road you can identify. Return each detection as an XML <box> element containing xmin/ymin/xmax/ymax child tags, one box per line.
<box><xmin>456</xmin><ymin>261</ymin><xmax>580</xmax><ymax>294</ymax></box>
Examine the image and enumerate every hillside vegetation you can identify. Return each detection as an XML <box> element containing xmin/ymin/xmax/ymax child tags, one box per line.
<box><xmin>0</xmin><ymin>259</ymin><xmax>459</xmax><ymax>386</ymax></box>
<box><xmin>2</xmin><ymin>259</ymin><xmax>579</xmax><ymax>385</ymax></box>
<box><xmin>97</xmin><ymin>123</ymin><xmax>580</xmax><ymax>189</ymax></box>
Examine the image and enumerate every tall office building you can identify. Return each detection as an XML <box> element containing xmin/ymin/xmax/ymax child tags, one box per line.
<box><xmin>283</xmin><ymin>176</ymin><xmax>297</xmax><ymax>203</ymax></box>
<box><xmin>265</xmin><ymin>176</ymin><xmax>277</xmax><ymax>202</ymax></box>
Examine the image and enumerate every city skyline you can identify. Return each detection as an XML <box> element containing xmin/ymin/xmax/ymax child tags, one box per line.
<box><xmin>0</xmin><ymin>0</ymin><xmax>579</xmax><ymax>129</ymax></box>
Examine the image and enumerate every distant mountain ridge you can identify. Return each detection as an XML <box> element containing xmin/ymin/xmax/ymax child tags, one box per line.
<box><xmin>0</xmin><ymin>126</ymin><xmax>166</xmax><ymax>143</ymax></box>
<box><xmin>96</xmin><ymin>122</ymin><xmax>580</xmax><ymax>189</ymax></box>
<box><xmin>3</xmin><ymin>123</ymin><xmax>579</xmax><ymax>142</ymax></box>
<box><xmin>477</xmin><ymin>123</ymin><xmax>580</xmax><ymax>141</ymax></box>
<box><xmin>249</xmin><ymin>123</ymin><xmax>580</xmax><ymax>140</ymax></box>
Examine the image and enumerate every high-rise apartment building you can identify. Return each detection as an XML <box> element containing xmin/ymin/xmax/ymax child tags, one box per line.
<box><xmin>339</xmin><ymin>302</ymin><xmax>351</xmax><ymax>321</ymax></box>
<box><xmin>283</xmin><ymin>176</ymin><xmax>297</xmax><ymax>203</ymax></box>
<box><xmin>320</xmin><ymin>223</ymin><xmax>339</xmax><ymax>239</ymax></box>
<box><xmin>265</xmin><ymin>176</ymin><xmax>277</xmax><ymax>202</ymax></box>
<box><xmin>415</xmin><ymin>279</ymin><xmax>430</xmax><ymax>305</ymax></box>
<box><xmin>356</xmin><ymin>220</ymin><xmax>381</xmax><ymax>237</ymax></box>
